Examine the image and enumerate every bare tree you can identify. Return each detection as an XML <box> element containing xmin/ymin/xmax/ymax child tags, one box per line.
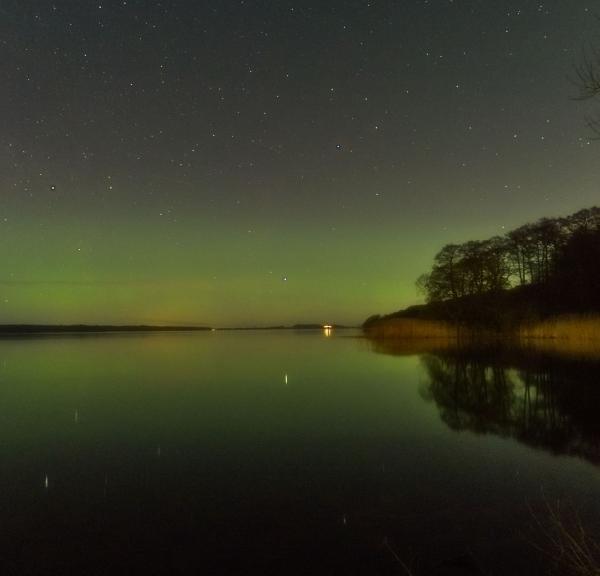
<box><xmin>575</xmin><ymin>36</ymin><xmax>600</xmax><ymax>136</ymax></box>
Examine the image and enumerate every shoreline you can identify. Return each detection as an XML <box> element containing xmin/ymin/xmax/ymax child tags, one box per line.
<box><xmin>362</xmin><ymin>314</ymin><xmax>600</xmax><ymax>358</ymax></box>
<box><xmin>0</xmin><ymin>325</ymin><xmax>213</xmax><ymax>334</ymax></box>
<box><xmin>0</xmin><ymin>324</ymin><xmax>357</xmax><ymax>335</ymax></box>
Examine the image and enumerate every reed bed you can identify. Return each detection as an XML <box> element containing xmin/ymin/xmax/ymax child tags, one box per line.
<box><xmin>364</xmin><ymin>315</ymin><xmax>600</xmax><ymax>359</ymax></box>
<box><xmin>364</xmin><ymin>318</ymin><xmax>458</xmax><ymax>340</ymax></box>
<box><xmin>519</xmin><ymin>315</ymin><xmax>600</xmax><ymax>358</ymax></box>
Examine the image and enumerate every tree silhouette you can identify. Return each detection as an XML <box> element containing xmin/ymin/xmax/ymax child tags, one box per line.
<box><xmin>415</xmin><ymin>206</ymin><xmax>600</xmax><ymax>315</ymax></box>
<box><xmin>575</xmin><ymin>39</ymin><xmax>600</xmax><ymax>135</ymax></box>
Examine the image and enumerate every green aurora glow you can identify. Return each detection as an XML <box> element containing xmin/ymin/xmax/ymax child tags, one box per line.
<box><xmin>2</xmin><ymin>1</ymin><xmax>599</xmax><ymax>326</ymax></box>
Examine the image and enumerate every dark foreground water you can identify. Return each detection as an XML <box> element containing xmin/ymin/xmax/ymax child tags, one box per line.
<box><xmin>1</xmin><ymin>330</ymin><xmax>599</xmax><ymax>575</ymax></box>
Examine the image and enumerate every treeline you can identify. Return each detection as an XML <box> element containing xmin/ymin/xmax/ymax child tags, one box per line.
<box><xmin>417</xmin><ymin>206</ymin><xmax>600</xmax><ymax>314</ymax></box>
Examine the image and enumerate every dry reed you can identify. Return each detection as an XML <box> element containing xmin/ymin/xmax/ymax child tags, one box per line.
<box><xmin>520</xmin><ymin>315</ymin><xmax>600</xmax><ymax>341</ymax></box>
<box><xmin>364</xmin><ymin>318</ymin><xmax>458</xmax><ymax>340</ymax></box>
<box><xmin>528</xmin><ymin>498</ymin><xmax>600</xmax><ymax>576</ymax></box>
<box><xmin>519</xmin><ymin>315</ymin><xmax>600</xmax><ymax>358</ymax></box>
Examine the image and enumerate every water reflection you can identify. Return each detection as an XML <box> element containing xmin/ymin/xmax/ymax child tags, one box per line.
<box><xmin>418</xmin><ymin>348</ymin><xmax>600</xmax><ymax>465</ymax></box>
<box><xmin>2</xmin><ymin>332</ymin><xmax>599</xmax><ymax>575</ymax></box>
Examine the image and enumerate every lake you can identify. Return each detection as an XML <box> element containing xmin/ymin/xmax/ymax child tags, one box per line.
<box><xmin>1</xmin><ymin>330</ymin><xmax>599</xmax><ymax>575</ymax></box>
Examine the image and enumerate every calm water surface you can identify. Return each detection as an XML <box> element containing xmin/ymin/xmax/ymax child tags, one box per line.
<box><xmin>1</xmin><ymin>330</ymin><xmax>599</xmax><ymax>575</ymax></box>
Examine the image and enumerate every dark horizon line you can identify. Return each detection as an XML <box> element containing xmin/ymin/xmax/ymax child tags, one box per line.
<box><xmin>0</xmin><ymin>323</ymin><xmax>356</xmax><ymax>334</ymax></box>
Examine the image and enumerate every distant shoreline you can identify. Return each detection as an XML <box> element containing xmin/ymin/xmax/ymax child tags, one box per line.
<box><xmin>0</xmin><ymin>324</ymin><xmax>355</xmax><ymax>334</ymax></box>
<box><xmin>0</xmin><ymin>325</ymin><xmax>213</xmax><ymax>334</ymax></box>
<box><xmin>217</xmin><ymin>324</ymin><xmax>353</xmax><ymax>331</ymax></box>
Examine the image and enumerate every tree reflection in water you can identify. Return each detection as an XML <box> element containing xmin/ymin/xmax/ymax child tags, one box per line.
<box><xmin>419</xmin><ymin>349</ymin><xmax>600</xmax><ymax>465</ymax></box>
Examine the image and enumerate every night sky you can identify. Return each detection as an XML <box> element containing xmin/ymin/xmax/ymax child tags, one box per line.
<box><xmin>2</xmin><ymin>1</ymin><xmax>599</xmax><ymax>327</ymax></box>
